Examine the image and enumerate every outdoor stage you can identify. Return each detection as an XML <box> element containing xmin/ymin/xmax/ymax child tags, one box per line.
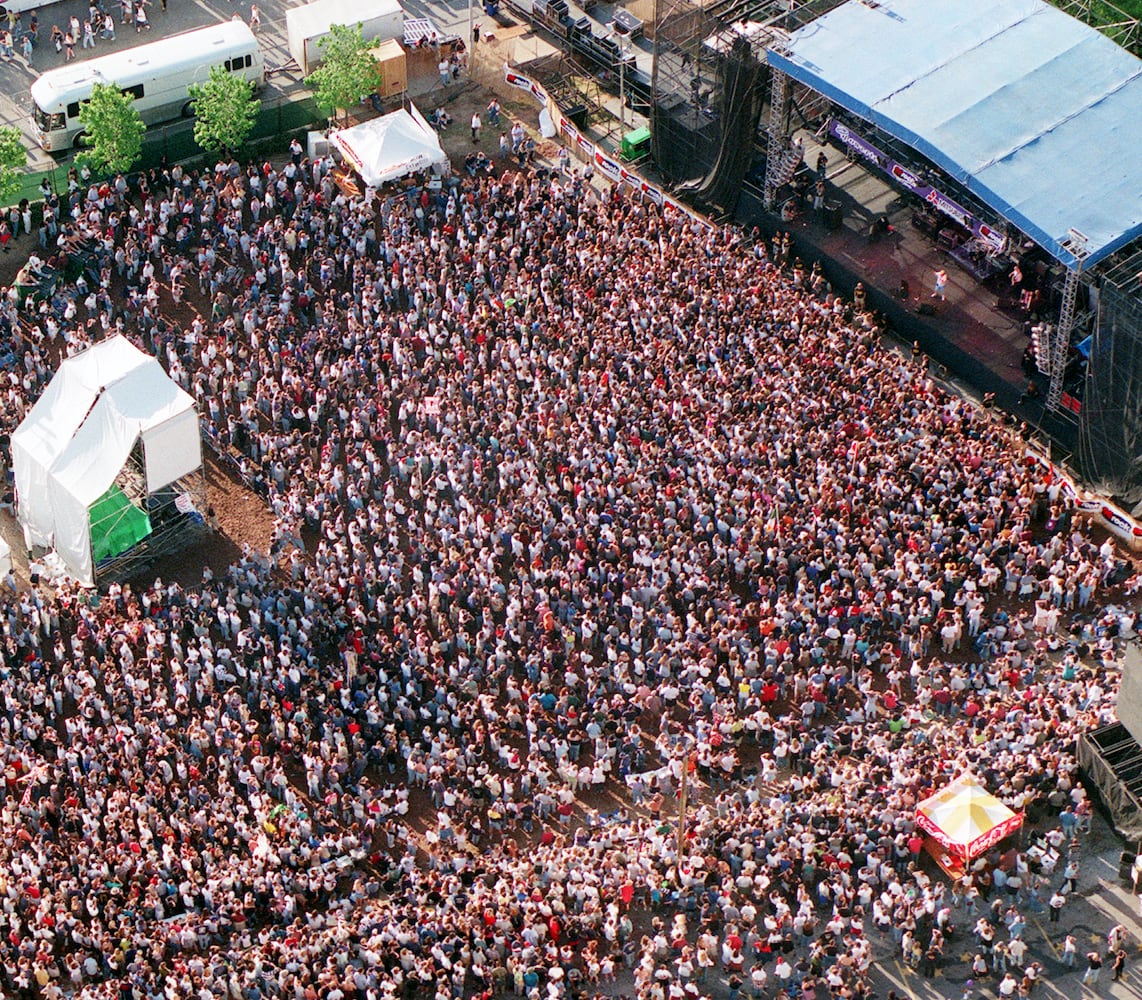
<box><xmin>807</xmin><ymin>143</ymin><xmax>1030</xmax><ymax>377</ymax></box>
<box><xmin>742</xmin><ymin>0</ymin><xmax>1142</xmax><ymax>472</ymax></box>
<box><xmin>737</xmin><ymin>141</ymin><xmax>1081</xmax><ymax>454</ymax></box>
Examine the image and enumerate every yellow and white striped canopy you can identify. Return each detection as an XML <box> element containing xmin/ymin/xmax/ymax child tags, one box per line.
<box><xmin>916</xmin><ymin>774</ymin><xmax>1023</xmax><ymax>859</ymax></box>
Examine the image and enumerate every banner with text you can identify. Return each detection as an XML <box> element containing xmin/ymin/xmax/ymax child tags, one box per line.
<box><xmin>828</xmin><ymin>119</ymin><xmax>1007</xmax><ymax>254</ymax></box>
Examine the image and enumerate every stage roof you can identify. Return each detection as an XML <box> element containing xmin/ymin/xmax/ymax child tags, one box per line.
<box><xmin>766</xmin><ymin>0</ymin><xmax>1142</xmax><ymax>268</ymax></box>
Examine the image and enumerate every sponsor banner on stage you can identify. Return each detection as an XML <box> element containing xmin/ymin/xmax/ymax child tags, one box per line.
<box><xmin>828</xmin><ymin>119</ymin><xmax>1007</xmax><ymax>253</ymax></box>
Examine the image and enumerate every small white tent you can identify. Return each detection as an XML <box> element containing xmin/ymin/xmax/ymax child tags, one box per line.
<box><xmin>330</xmin><ymin>105</ymin><xmax>449</xmax><ymax>187</ymax></box>
<box><xmin>11</xmin><ymin>337</ymin><xmax>202</xmax><ymax>585</ymax></box>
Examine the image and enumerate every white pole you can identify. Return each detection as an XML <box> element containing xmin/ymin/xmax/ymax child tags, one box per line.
<box><xmin>619</xmin><ymin>49</ymin><xmax>625</xmax><ymax>129</ymax></box>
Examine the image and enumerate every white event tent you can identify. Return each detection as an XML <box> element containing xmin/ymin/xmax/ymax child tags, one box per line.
<box><xmin>11</xmin><ymin>337</ymin><xmax>202</xmax><ymax>585</ymax></box>
<box><xmin>330</xmin><ymin>105</ymin><xmax>449</xmax><ymax>187</ymax></box>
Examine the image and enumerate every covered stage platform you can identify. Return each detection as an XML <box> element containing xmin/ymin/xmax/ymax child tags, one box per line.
<box><xmin>779</xmin><ymin>138</ymin><xmax>1029</xmax><ymax>378</ymax></box>
<box><xmin>736</xmin><ymin>160</ymin><xmax>1082</xmax><ymax>449</ymax></box>
<box><xmin>756</xmin><ymin>0</ymin><xmax>1142</xmax><ymax>446</ymax></box>
<box><xmin>765</xmin><ymin>0</ymin><xmax>1142</xmax><ymax>270</ymax></box>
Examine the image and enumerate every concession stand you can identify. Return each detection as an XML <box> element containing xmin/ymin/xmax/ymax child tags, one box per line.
<box><xmin>329</xmin><ymin>105</ymin><xmax>449</xmax><ymax>195</ymax></box>
<box><xmin>916</xmin><ymin>774</ymin><xmax>1024</xmax><ymax>880</ymax></box>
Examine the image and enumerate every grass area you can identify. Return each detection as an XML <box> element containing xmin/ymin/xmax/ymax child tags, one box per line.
<box><xmin>1106</xmin><ymin>0</ymin><xmax>1142</xmax><ymax>17</ymax></box>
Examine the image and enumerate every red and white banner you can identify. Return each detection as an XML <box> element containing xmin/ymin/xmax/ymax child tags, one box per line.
<box><xmin>1024</xmin><ymin>447</ymin><xmax>1142</xmax><ymax>547</ymax></box>
<box><xmin>916</xmin><ymin>810</ymin><xmax>961</xmax><ymax>855</ymax></box>
<box><xmin>502</xmin><ymin>63</ymin><xmax>711</xmax><ymax>230</ymax></box>
<box><xmin>967</xmin><ymin>812</ymin><xmax>1025</xmax><ymax>859</ymax></box>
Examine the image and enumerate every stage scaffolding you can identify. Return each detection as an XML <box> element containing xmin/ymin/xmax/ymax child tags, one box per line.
<box><xmin>1079</xmin><ymin>249</ymin><xmax>1142</xmax><ymax>507</ymax></box>
<box><xmin>84</xmin><ymin>432</ymin><xmax>210</xmax><ymax>585</ymax></box>
<box><xmin>1078</xmin><ymin>722</ymin><xmax>1142</xmax><ymax>842</ymax></box>
<box><xmin>1054</xmin><ymin>0</ymin><xmax>1142</xmax><ymax>54</ymax></box>
<box><xmin>649</xmin><ymin>0</ymin><xmax>843</xmax><ymax>197</ymax></box>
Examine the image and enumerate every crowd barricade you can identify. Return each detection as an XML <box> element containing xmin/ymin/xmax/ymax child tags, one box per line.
<box><xmin>1025</xmin><ymin>446</ymin><xmax>1142</xmax><ymax>551</ymax></box>
<box><xmin>502</xmin><ymin>63</ymin><xmax>712</xmax><ymax>229</ymax></box>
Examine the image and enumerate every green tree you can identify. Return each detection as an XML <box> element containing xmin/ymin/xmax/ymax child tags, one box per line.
<box><xmin>305</xmin><ymin>22</ymin><xmax>382</xmax><ymax>124</ymax></box>
<box><xmin>77</xmin><ymin>82</ymin><xmax>146</xmax><ymax>176</ymax></box>
<box><xmin>189</xmin><ymin>65</ymin><xmax>261</xmax><ymax>156</ymax></box>
<box><xmin>0</xmin><ymin>127</ymin><xmax>27</xmax><ymax>205</ymax></box>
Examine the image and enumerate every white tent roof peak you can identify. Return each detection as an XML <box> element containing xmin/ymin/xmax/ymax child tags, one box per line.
<box><xmin>330</xmin><ymin>105</ymin><xmax>449</xmax><ymax>188</ymax></box>
<box><xmin>11</xmin><ymin>337</ymin><xmax>202</xmax><ymax>585</ymax></box>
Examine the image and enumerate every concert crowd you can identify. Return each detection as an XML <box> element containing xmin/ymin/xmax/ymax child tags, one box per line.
<box><xmin>0</xmin><ymin>144</ymin><xmax>1136</xmax><ymax>1000</ymax></box>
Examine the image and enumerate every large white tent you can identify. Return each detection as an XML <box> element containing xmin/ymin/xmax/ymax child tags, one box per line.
<box><xmin>329</xmin><ymin>105</ymin><xmax>448</xmax><ymax>188</ymax></box>
<box><xmin>11</xmin><ymin>337</ymin><xmax>202</xmax><ymax>585</ymax></box>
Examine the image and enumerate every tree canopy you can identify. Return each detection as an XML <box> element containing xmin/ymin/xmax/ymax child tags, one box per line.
<box><xmin>189</xmin><ymin>65</ymin><xmax>261</xmax><ymax>156</ymax></box>
<box><xmin>0</xmin><ymin>127</ymin><xmax>27</xmax><ymax>205</ymax></box>
<box><xmin>305</xmin><ymin>23</ymin><xmax>382</xmax><ymax>123</ymax></box>
<box><xmin>77</xmin><ymin>83</ymin><xmax>146</xmax><ymax>177</ymax></box>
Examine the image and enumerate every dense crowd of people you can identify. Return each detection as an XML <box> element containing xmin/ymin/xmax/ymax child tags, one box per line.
<box><xmin>0</xmin><ymin>138</ymin><xmax>1136</xmax><ymax>1000</ymax></box>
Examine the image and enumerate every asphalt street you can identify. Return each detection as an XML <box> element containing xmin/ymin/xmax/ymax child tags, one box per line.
<box><xmin>1</xmin><ymin>0</ymin><xmax>656</xmax><ymax>172</ymax></box>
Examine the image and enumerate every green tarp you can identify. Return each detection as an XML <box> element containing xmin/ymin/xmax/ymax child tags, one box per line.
<box><xmin>89</xmin><ymin>485</ymin><xmax>151</xmax><ymax>564</ymax></box>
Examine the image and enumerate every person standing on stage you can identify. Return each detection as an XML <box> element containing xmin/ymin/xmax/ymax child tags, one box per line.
<box><xmin>932</xmin><ymin>268</ymin><xmax>948</xmax><ymax>301</ymax></box>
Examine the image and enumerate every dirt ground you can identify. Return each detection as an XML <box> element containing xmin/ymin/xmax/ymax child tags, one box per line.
<box><xmin>417</xmin><ymin>76</ymin><xmax>563</xmax><ymax>169</ymax></box>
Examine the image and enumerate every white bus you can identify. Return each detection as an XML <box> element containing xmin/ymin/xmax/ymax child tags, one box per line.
<box><xmin>0</xmin><ymin>0</ymin><xmax>57</xmax><ymax>14</ymax></box>
<box><xmin>30</xmin><ymin>21</ymin><xmax>263</xmax><ymax>152</ymax></box>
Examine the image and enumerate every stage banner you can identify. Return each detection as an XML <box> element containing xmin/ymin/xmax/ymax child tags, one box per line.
<box><xmin>504</xmin><ymin>63</ymin><xmax>555</xmax><ymax>109</ymax></box>
<box><xmin>593</xmin><ymin>149</ymin><xmax>623</xmax><ymax>182</ymax></box>
<box><xmin>828</xmin><ymin>119</ymin><xmax>1006</xmax><ymax>253</ymax></box>
<box><xmin>641</xmin><ymin>182</ymin><xmax>664</xmax><ymax>208</ymax></box>
<box><xmin>504</xmin><ymin>65</ymin><xmax>542</xmax><ymax>99</ymax></box>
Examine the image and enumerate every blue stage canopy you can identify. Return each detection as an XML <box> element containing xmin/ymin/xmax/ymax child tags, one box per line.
<box><xmin>767</xmin><ymin>0</ymin><xmax>1142</xmax><ymax>268</ymax></box>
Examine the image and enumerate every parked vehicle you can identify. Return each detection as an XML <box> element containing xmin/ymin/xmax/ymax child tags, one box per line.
<box><xmin>0</xmin><ymin>0</ymin><xmax>60</xmax><ymax>16</ymax></box>
<box><xmin>286</xmin><ymin>0</ymin><xmax>403</xmax><ymax>76</ymax></box>
<box><xmin>30</xmin><ymin>21</ymin><xmax>263</xmax><ymax>152</ymax></box>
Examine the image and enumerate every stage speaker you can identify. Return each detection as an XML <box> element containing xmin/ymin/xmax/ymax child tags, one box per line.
<box><xmin>825</xmin><ymin>201</ymin><xmax>842</xmax><ymax>231</ymax></box>
<box><xmin>1118</xmin><ymin>646</ymin><xmax>1142</xmax><ymax>747</ymax></box>
<box><xmin>1120</xmin><ymin>850</ymin><xmax>1136</xmax><ymax>883</ymax></box>
<box><xmin>916</xmin><ymin>303</ymin><xmax>936</xmax><ymax>317</ymax></box>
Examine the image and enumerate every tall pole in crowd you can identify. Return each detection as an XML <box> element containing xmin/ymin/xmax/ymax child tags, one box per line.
<box><xmin>676</xmin><ymin>749</ymin><xmax>689</xmax><ymax>861</ymax></box>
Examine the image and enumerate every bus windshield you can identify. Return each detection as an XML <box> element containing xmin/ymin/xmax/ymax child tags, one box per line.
<box><xmin>33</xmin><ymin>103</ymin><xmax>63</xmax><ymax>133</ymax></box>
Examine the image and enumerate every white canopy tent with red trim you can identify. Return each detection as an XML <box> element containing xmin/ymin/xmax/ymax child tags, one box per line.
<box><xmin>916</xmin><ymin>774</ymin><xmax>1024</xmax><ymax>863</ymax></box>
<box><xmin>329</xmin><ymin>105</ymin><xmax>449</xmax><ymax>188</ymax></box>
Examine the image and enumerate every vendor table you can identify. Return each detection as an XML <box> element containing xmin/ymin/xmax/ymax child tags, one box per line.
<box><xmin>924</xmin><ymin>837</ymin><xmax>967</xmax><ymax>882</ymax></box>
<box><xmin>331</xmin><ymin>166</ymin><xmax>362</xmax><ymax>199</ymax></box>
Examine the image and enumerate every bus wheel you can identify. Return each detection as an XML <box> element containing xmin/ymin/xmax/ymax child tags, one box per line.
<box><xmin>73</xmin><ymin>132</ymin><xmax>90</xmax><ymax>149</ymax></box>
<box><xmin>181</xmin><ymin>101</ymin><xmax>196</xmax><ymax>118</ymax></box>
